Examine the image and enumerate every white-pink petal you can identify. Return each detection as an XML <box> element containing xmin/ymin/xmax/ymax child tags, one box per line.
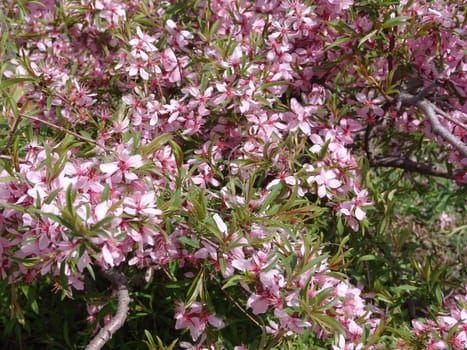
<box><xmin>100</xmin><ymin>162</ymin><xmax>119</xmax><ymax>175</ymax></box>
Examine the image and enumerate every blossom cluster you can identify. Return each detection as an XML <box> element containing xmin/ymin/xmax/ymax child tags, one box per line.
<box><xmin>397</xmin><ymin>288</ymin><xmax>467</xmax><ymax>350</ymax></box>
<box><xmin>0</xmin><ymin>0</ymin><xmax>465</xmax><ymax>348</ymax></box>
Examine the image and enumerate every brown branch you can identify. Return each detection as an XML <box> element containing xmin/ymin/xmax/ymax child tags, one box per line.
<box><xmin>397</xmin><ymin>89</ymin><xmax>467</xmax><ymax>158</ymax></box>
<box><xmin>368</xmin><ymin>155</ymin><xmax>453</xmax><ymax>178</ymax></box>
<box><xmin>0</xmin><ymin>154</ymin><xmax>27</xmax><ymax>163</ymax></box>
<box><xmin>432</xmin><ymin>104</ymin><xmax>467</xmax><ymax>131</ymax></box>
<box><xmin>21</xmin><ymin>114</ymin><xmax>110</xmax><ymax>151</ymax></box>
<box><xmin>85</xmin><ymin>270</ymin><xmax>130</xmax><ymax>350</ymax></box>
<box><xmin>417</xmin><ymin>99</ymin><xmax>467</xmax><ymax>158</ymax></box>
<box><xmin>1</xmin><ymin>112</ymin><xmax>22</xmax><ymax>155</ymax></box>
<box><xmin>364</xmin><ymin>123</ymin><xmax>456</xmax><ymax>179</ymax></box>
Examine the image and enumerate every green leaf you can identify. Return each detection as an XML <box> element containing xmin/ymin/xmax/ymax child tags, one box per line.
<box><xmin>0</xmin><ymin>175</ymin><xmax>16</xmax><ymax>182</ymax></box>
<box><xmin>358</xmin><ymin>254</ymin><xmax>377</xmax><ymax>262</ymax></box>
<box><xmin>9</xmin><ymin>256</ymin><xmax>43</xmax><ymax>268</ymax></box>
<box><xmin>0</xmin><ymin>202</ymin><xmax>26</xmax><ymax>213</ymax></box>
<box><xmin>186</xmin><ymin>267</ymin><xmax>205</xmax><ymax>306</ymax></box>
<box><xmin>381</xmin><ymin>16</ymin><xmax>409</xmax><ymax>29</ymax></box>
<box><xmin>0</xmin><ymin>77</ymin><xmax>34</xmax><ymax>90</ymax></box>
<box><xmin>86</xmin><ymin>264</ymin><xmax>96</xmax><ymax>281</ymax></box>
<box><xmin>44</xmin><ymin>187</ymin><xmax>62</xmax><ymax>204</ymax></box>
<box><xmin>144</xmin><ymin>330</ymin><xmax>157</xmax><ymax>350</ymax></box>
<box><xmin>391</xmin><ymin>284</ymin><xmax>418</xmax><ymax>293</ymax></box>
<box><xmin>101</xmin><ymin>184</ymin><xmax>110</xmax><ymax>202</ymax></box>
<box><xmin>177</xmin><ymin>236</ymin><xmax>201</xmax><ymax>249</ymax></box>
<box><xmin>325</xmin><ymin>36</ymin><xmax>354</xmax><ymax>52</ymax></box>
<box><xmin>261</xmin><ymin>80</ymin><xmax>289</xmax><ymax>90</ymax></box>
<box><xmin>358</xmin><ymin>30</ymin><xmax>378</xmax><ymax>49</ymax></box>
<box><xmin>59</xmin><ymin>260</ymin><xmax>69</xmax><ymax>294</ymax></box>
<box><xmin>30</xmin><ymin>208</ymin><xmax>77</xmax><ymax>235</ymax></box>
<box><xmin>91</xmin><ymin>215</ymin><xmax>115</xmax><ymax>232</ymax></box>
<box><xmin>309</xmin><ymin>312</ymin><xmax>346</xmax><ymax>334</ymax></box>
<box><xmin>141</xmin><ymin>134</ymin><xmax>173</xmax><ymax>157</ymax></box>
<box><xmin>222</xmin><ymin>275</ymin><xmax>245</xmax><ymax>290</ymax></box>
<box><xmin>260</xmin><ymin>183</ymin><xmax>283</xmax><ymax>212</ymax></box>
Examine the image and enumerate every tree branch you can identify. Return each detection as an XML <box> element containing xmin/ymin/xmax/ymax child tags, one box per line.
<box><xmin>21</xmin><ymin>114</ymin><xmax>110</xmax><ymax>151</ymax></box>
<box><xmin>85</xmin><ymin>270</ymin><xmax>130</xmax><ymax>350</ymax></box>
<box><xmin>432</xmin><ymin>104</ymin><xmax>467</xmax><ymax>131</ymax></box>
<box><xmin>368</xmin><ymin>155</ymin><xmax>453</xmax><ymax>178</ymax></box>
<box><xmin>397</xmin><ymin>90</ymin><xmax>467</xmax><ymax>158</ymax></box>
<box><xmin>364</xmin><ymin>123</ymin><xmax>456</xmax><ymax>179</ymax></box>
<box><xmin>417</xmin><ymin>99</ymin><xmax>467</xmax><ymax>158</ymax></box>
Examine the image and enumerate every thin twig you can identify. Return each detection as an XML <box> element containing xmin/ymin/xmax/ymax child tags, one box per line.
<box><xmin>0</xmin><ymin>154</ymin><xmax>27</xmax><ymax>163</ymax></box>
<box><xmin>220</xmin><ymin>285</ymin><xmax>262</xmax><ymax>329</ymax></box>
<box><xmin>85</xmin><ymin>270</ymin><xmax>130</xmax><ymax>350</ymax></box>
<box><xmin>21</xmin><ymin>114</ymin><xmax>109</xmax><ymax>151</ymax></box>
<box><xmin>1</xmin><ymin>111</ymin><xmax>22</xmax><ymax>155</ymax></box>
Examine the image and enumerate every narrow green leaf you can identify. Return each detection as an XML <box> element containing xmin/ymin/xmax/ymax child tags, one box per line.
<box><xmin>177</xmin><ymin>236</ymin><xmax>201</xmax><ymax>249</ymax></box>
<box><xmin>44</xmin><ymin>187</ymin><xmax>62</xmax><ymax>205</ymax></box>
<box><xmin>381</xmin><ymin>16</ymin><xmax>409</xmax><ymax>29</ymax></box>
<box><xmin>141</xmin><ymin>134</ymin><xmax>173</xmax><ymax>157</ymax></box>
<box><xmin>0</xmin><ymin>77</ymin><xmax>34</xmax><ymax>90</ymax></box>
<box><xmin>324</xmin><ymin>36</ymin><xmax>354</xmax><ymax>52</ymax></box>
<box><xmin>358</xmin><ymin>254</ymin><xmax>377</xmax><ymax>262</ymax></box>
<box><xmin>260</xmin><ymin>183</ymin><xmax>283</xmax><ymax>212</ymax></box>
<box><xmin>358</xmin><ymin>30</ymin><xmax>378</xmax><ymax>49</ymax></box>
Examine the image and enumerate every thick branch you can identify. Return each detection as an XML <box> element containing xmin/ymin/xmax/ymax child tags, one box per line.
<box><xmin>432</xmin><ymin>104</ymin><xmax>467</xmax><ymax>131</ymax></box>
<box><xmin>397</xmin><ymin>91</ymin><xmax>467</xmax><ymax>158</ymax></box>
<box><xmin>85</xmin><ymin>270</ymin><xmax>130</xmax><ymax>350</ymax></box>
<box><xmin>368</xmin><ymin>156</ymin><xmax>452</xmax><ymax>178</ymax></box>
<box><xmin>417</xmin><ymin>99</ymin><xmax>467</xmax><ymax>158</ymax></box>
<box><xmin>364</xmin><ymin>124</ymin><xmax>455</xmax><ymax>179</ymax></box>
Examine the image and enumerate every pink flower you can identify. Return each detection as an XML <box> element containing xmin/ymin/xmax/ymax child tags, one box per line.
<box><xmin>452</xmin><ymin>331</ymin><xmax>467</xmax><ymax>350</ymax></box>
<box><xmin>352</xmin><ymin>188</ymin><xmax>372</xmax><ymax>221</ymax></box>
<box><xmin>175</xmin><ymin>303</ymin><xmax>205</xmax><ymax>341</ymax></box>
<box><xmin>123</xmin><ymin>192</ymin><xmax>162</xmax><ymax>217</ymax></box>
<box><xmin>94</xmin><ymin>0</ymin><xmax>126</xmax><ymax>26</ymax></box>
<box><xmin>274</xmin><ymin>308</ymin><xmax>311</xmax><ymax>334</ymax></box>
<box><xmin>174</xmin><ymin>302</ymin><xmax>223</xmax><ymax>342</ymax></box>
<box><xmin>327</xmin><ymin>0</ymin><xmax>354</xmax><ymax>12</ymax></box>
<box><xmin>129</xmin><ymin>27</ymin><xmax>157</xmax><ymax>61</ymax></box>
<box><xmin>212</xmin><ymin>213</ymin><xmax>228</xmax><ymax>235</ymax></box>
<box><xmin>247</xmin><ymin>112</ymin><xmax>286</xmax><ymax>139</ymax></box>
<box><xmin>283</xmin><ymin>98</ymin><xmax>315</xmax><ymax>134</ymax></box>
<box><xmin>127</xmin><ymin>59</ymin><xmax>152</xmax><ymax>80</ymax></box>
<box><xmin>439</xmin><ymin>212</ymin><xmax>453</xmax><ymax>230</ymax></box>
<box><xmin>332</xmin><ymin>334</ymin><xmax>362</xmax><ymax>350</ymax></box>
<box><xmin>165</xmin><ymin>19</ymin><xmax>194</xmax><ymax>49</ymax></box>
<box><xmin>247</xmin><ymin>293</ymin><xmax>269</xmax><ymax>314</ymax></box>
<box><xmin>307</xmin><ymin>169</ymin><xmax>341</xmax><ymax>198</ymax></box>
<box><xmin>426</xmin><ymin>339</ymin><xmax>448</xmax><ymax>350</ymax></box>
<box><xmin>100</xmin><ymin>144</ymin><xmax>144</xmax><ymax>183</ymax></box>
<box><xmin>355</xmin><ymin>90</ymin><xmax>385</xmax><ymax>117</ymax></box>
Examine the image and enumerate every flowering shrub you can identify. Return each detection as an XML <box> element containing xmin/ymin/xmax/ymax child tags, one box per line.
<box><xmin>0</xmin><ymin>0</ymin><xmax>465</xmax><ymax>349</ymax></box>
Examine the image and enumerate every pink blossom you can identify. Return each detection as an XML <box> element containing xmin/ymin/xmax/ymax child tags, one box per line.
<box><xmin>100</xmin><ymin>144</ymin><xmax>144</xmax><ymax>183</ymax></box>
<box><xmin>307</xmin><ymin>169</ymin><xmax>342</xmax><ymax>198</ymax></box>
<box><xmin>355</xmin><ymin>90</ymin><xmax>385</xmax><ymax>117</ymax></box>
<box><xmin>332</xmin><ymin>334</ymin><xmax>362</xmax><ymax>350</ymax></box>
<box><xmin>123</xmin><ymin>192</ymin><xmax>162</xmax><ymax>217</ymax></box>
<box><xmin>129</xmin><ymin>27</ymin><xmax>157</xmax><ymax>61</ymax></box>
<box><xmin>439</xmin><ymin>212</ymin><xmax>453</xmax><ymax>230</ymax></box>
<box><xmin>283</xmin><ymin>98</ymin><xmax>315</xmax><ymax>134</ymax></box>
<box><xmin>274</xmin><ymin>308</ymin><xmax>311</xmax><ymax>334</ymax></box>
<box><xmin>247</xmin><ymin>293</ymin><xmax>270</xmax><ymax>314</ymax></box>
